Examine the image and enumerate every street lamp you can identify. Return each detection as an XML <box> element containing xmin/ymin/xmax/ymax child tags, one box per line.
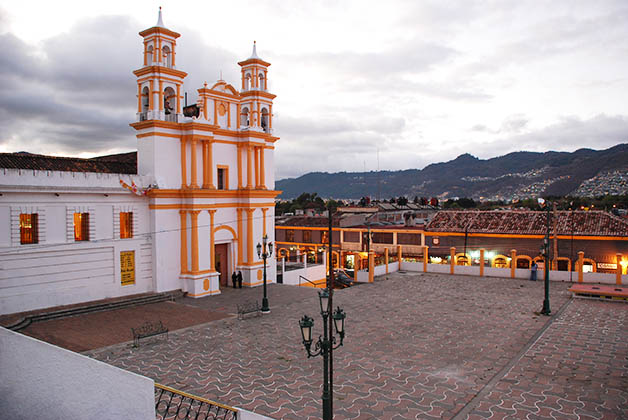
<box><xmin>299</xmin><ymin>288</ymin><xmax>346</xmax><ymax>420</ymax></box>
<box><xmin>256</xmin><ymin>234</ymin><xmax>273</xmax><ymax>313</ymax></box>
<box><xmin>538</xmin><ymin>198</ymin><xmax>551</xmax><ymax>316</ymax></box>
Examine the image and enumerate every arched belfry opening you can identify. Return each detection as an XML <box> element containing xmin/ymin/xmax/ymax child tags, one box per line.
<box><xmin>162</xmin><ymin>45</ymin><xmax>172</xmax><ymax>68</ymax></box>
<box><xmin>146</xmin><ymin>46</ymin><xmax>154</xmax><ymax>65</ymax></box>
<box><xmin>261</xmin><ymin>108</ymin><xmax>269</xmax><ymax>132</ymax></box>
<box><xmin>141</xmin><ymin>86</ymin><xmax>150</xmax><ymax>120</ymax></box>
<box><xmin>241</xmin><ymin>107</ymin><xmax>250</xmax><ymax>127</ymax></box>
<box><xmin>164</xmin><ymin>86</ymin><xmax>176</xmax><ymax>121</ymax></box>
<box><xmin>259</xmin><ymin>72</ymin><xmax>265</xmax><ymax>90</ymax></box>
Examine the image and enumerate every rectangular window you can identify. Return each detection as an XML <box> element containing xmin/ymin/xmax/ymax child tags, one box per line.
<box><xmin>20</xmin><ymin>213</ymin><xmax>38</xmax><ymax>244</ymax></box>
<box><xmin>303</xmin><ymin>230</ymin><xmax>311</xmax><ymax>243</ymax></box>
<box><xmin>74</xmin><ymin>212</ymin><xmax>90</xmax><ymax>241</ymax></box>
<box><xmin>217</xmin><ymin>166</ymin><xmax>228</xmax><ymax>190</ymax></box>
<box><xmin>286</xmin><ymin>229</ymin><xmax>294</xmax><ymax>242</ymax></box>
<box><xmin>120</xmin><ymin>212</ymin><xmax>133</xmax><ymax>239</ymax></box>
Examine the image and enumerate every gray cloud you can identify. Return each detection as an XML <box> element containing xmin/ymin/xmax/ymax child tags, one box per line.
<box><xmin>472</xmin><ymin>114</ymin><xmax>628</xmax><ymax>158</ymax></box>
<box><xmin>0</xmin><ymin>15</ymin><xmax>245</xmax><ymax>156</ymax></box>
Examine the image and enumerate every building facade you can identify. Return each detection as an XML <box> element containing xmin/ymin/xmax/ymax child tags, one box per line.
<box><xmin>0</xmin><ymin>11</ymin><xmax>279</xmax><ymax>315</ymax></box>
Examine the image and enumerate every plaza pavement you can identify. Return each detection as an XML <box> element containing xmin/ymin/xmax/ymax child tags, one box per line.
<box><xmin>76</xmin><ymin>273</ymin><xmax>626</xmax><ymax>419</ymax></box>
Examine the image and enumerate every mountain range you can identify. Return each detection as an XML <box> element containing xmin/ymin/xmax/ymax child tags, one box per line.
<box><xmin>275</xmin><ymin>144</ymin><xmax>628</xmax><ymax>200</ymax></box>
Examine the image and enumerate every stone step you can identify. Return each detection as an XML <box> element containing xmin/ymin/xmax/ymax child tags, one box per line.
<box><xmin>5</xmin><ymin>291</ymin><xmax>183</xmax><ymax>331</ymax></box>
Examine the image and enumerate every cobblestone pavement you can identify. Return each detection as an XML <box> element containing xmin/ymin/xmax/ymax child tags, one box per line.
<box><xmin>82</xmin><ymin>273</ymin><xmax>626</xmax><ymax>419</ymax></box>
<box><xmin>465</xmin><ymin>299</ymin><xmax>628</xmax><ymax>420</ymax></box>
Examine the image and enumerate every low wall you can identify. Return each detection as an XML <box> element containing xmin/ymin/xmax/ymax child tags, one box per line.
<box><xmin>237</xmin><ymin>408</ymin><xmax>275</xmax><ymax>420</ymax></box>
<box><xmin>397</xmin><ymin>261</ymin><xmax>627</xmax><ymax>284</ymax></box>
<box><xmin>282</xmin><ymin>263</ymin><xmax>326</xmax><ymax>286</ymax></box>
<box><xmin>356</xmin><ymin>262</ymin><xmax>399</xmax><ymax>282</ymax></box>
<box><xmin>0</xmin><ymin>327</ymin><xmax>155</xmax><ymax>420</ymax></box>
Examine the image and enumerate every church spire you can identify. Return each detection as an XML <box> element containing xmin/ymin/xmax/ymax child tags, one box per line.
<box><xmin>156</xmin><ymin>6</ymin><xmax>165</xmax><ymax>28</ymax></box>
<box><xmin>249</xmin><ymin>40</ymin><xmax>260</xmax><ymax>59</ymax></box>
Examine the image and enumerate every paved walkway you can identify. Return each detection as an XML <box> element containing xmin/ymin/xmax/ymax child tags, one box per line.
<box><xmin>465</xmin><ymin>299</ymin><xmax>628</xmax><ymax>420</ymax></box>
<box><xmin>78</xmin><ymin>273</ymin><xmax>628</xmax><ymax>419</ymax></box>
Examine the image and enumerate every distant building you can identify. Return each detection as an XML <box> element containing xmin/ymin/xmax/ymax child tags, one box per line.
<box><xmin>425</xmin><ymin>210</ymin><xmax>628</xmax><ymax>273</ymax></box>
<box><xmin>274</xmin><ymin>209</ymin><xmax>628</xmax><ymax>275</ymax></box>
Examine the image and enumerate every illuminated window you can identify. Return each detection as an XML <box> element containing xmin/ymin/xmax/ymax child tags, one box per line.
<box><xmin>120</xmin><ymin>212</ymin><xmax>133</xmax><ymax>239</ymax></box>
<box><xmin>286</xmin><ymin>230</ymin><xmax>294</xmax><ymax>242</ymax></box>
<box><xmin>322</xmin><ymin>232</ymin><xmax>329</xmax><ymax>244</ymax></box>
<box><xmin>217</xmin><ymin>166</ymin><xmax>228</xmax><ymax>190</ymax></box>
<box><xmin>74</xmin><ymin>213</ymin><xmax>90</xmax><ymax>241</ymax></box>
<box><xmin>303</xmin><ymin>230</ymin><xmax>311</xmax><ymax>243</ymax></box>
<box><xmin>20</xmin><ymin>213</ymin><xmax>38</xmax><ymax>244</ymax></box>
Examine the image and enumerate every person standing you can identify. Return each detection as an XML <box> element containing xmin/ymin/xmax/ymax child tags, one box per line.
<box><xmin>530</xmin><ymin>261</ymin><xmax>538</xmax><ymax>281</ymax></box>
<box><xmin>231</xmin><ymin>272</ymin><xmax>237</xmax><ymax>288</ymax></box>
<box><xmin>237</xmin><ymin>271</ymin><xmax>243</xmax><ymax>288</ymax></box>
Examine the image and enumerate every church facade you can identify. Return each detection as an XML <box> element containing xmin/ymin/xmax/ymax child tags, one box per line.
<box><xmin>0</xmin><ymin>11</ymin><xmax>279</xmax><ymax>315</ymax></box>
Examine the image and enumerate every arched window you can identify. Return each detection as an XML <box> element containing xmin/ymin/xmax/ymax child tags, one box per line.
<box><xmin>241</xmin><ymin>107</ymin><xmax>249</xmax><ymax>127</ymax></box>
<box><xmin>146</xmin><ymin>46</ymin><xmax>153</xmax><ymax>65</ymax></box>
<box><xmin>244</xmin><ymin>73</ymin><xmax>251</xmax><ymax>90</ymax></box>
<box><xmin>492</xmin><ymin>255</ymin><xmax>509</xmax><ymax>268</ymax></box>
<box><xmin>261</xmin><ymin>107</ymin><xmax>269</xmax><ymax>132</ymax></box>
<box><xmin>259</xmin><ymin>72</ymin><xmax>266</xmax><ymax>90</ymax></box>
<box><xmin>162</xmin><ymin>45</ymin><xmax>172</xmax><ymax>68</ymax></box>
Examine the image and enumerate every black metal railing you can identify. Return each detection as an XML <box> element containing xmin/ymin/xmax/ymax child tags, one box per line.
<box><xmin>155</xmin><ymin>383</ymin><xmax>238</xmax><ymax>420</ymax></box>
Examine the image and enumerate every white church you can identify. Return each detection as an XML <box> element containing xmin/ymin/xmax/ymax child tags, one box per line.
<box><xmin>0</xmin><ymin>10</ymin><xmax>279</xmax><ymax>315</ymax></box>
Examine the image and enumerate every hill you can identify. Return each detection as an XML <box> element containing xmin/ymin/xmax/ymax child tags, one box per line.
<box><xmin>276</xmin><ymin>144</ymin><xmax>628</xmax><ymax>200</ymax></box>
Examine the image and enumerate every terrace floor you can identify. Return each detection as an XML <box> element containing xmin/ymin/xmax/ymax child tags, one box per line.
<box><xmin>26</xmin><ymin>273</ymin><xmax>628</xmax><ymax>419</ymax></box>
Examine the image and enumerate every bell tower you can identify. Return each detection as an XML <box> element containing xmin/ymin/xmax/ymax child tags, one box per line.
<box><xmin>133</xmin><ymin>7</ymin><xmax>187</xmax><ymax>122</ymax></box>
<box><xmin>238</xmin><ymin>41</ymin><xmax>274</xmax><ymax>132</ymax></box>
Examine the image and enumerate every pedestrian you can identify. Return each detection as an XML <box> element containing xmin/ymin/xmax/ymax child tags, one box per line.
<box><xmin>530</xmin><ymin>261</ymin><xmax>537</xmax><ymax>281</ymax></box>
<box><xmin>237</xmin><ymin>271</ymin><xmax>243</xmax><ymax>288</ymax></box>
<box><xmin>231</xmin><ymin>272</ymin><xmax>237</xmax><ymax>288</ymax></box>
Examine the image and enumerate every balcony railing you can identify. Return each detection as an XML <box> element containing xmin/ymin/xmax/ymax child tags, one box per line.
<box><xmin>165</xmin><ymin>114</ymin><xmax>178</xmax><ymax>122</ymax></box>
<box><xmin>155</xmin><ymin>383</ymin><xmax>238</xmax><ymax>420</ymax></box>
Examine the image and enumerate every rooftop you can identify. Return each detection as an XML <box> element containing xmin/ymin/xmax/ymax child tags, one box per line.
<box><xmin>426</xmin><ymin>209</ymin><xmax>628</xmax><ymax>237</ymax></box>
<box><xmin>0</xmin><ymin>151</ymin><xmax>137</xmax><ymax>174</ymax></box>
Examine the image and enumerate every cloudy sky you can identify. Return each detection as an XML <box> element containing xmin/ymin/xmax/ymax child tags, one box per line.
<box><xmin>1</xmin><ymin>1</ymin><xmax>627</xmax><ymax>179</ymax></box>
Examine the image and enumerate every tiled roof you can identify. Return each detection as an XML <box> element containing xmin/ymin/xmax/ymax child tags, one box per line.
<box><xmin>0</xmin><ymin>152</ymin><xmax>137</xmax><ymax>174</ymax></box>
<box><xmin>426</xmin><ymin>210</ymin><xmax>628</xmax><ymax>237</ymax></box>
<box><xmin>276</xmin><ymin>216</ymin><xmax>339</xmax><ymax>227</ymax></box>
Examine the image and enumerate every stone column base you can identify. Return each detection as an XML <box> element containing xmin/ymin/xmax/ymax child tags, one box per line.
<box><xmin>181</xmin><ymin>272</ymin><xmax>221</xmax><ymax>298</ymax></box>
<box><xmin>237</xmin><ymin>264</ymin><xmax>269</xmax><ymax>287</ymax></box>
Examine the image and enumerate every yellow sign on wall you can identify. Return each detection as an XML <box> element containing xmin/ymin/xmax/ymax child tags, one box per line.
<box><xmin>120</xmin><ymin>251</ymin><xmax>135</xmax><ymax>286</ymax></box>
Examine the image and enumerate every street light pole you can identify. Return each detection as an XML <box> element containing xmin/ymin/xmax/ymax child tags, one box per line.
<box><xmin>299</xmin><ymin>291</ymin><xmax>346</xmax><ymax>420</ymax></box>
<box><xmin>541</xmin><ymin>200</ymin><xmax>551</xmax><ymax>316</ymax></box>
<box><xmin>327</xmin><ymin>205</ymin><xmax>335</xmax><ymax>415</ymax></box>
<box><xmin>257</xmin><ymin>234</ymin><xmax>273</xmax><ymax>313</ymax></box>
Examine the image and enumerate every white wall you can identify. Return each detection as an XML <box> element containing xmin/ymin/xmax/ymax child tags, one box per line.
<box><xmin>237</xmin><ymin>408</ymin><xmax>275</xmax><ymax>420</ymax></box>
<box><xmin>282</xmin><ymin>263</ymin><xmax>325</xmax><ymax>286</ymax></box>
<box><xmin>0</xmin><ymin>179</ymin><xmax>154</xmax><ymax>315</ymax></box>
<box><xmin>0</xmin><ymin>327</ymin><xmax>155</xmax><ymax>420</ymax></box>
<box><xmin>394</xmin><ymin>261</ymin><xmax>627</xmax><ymax>285</ymax></box>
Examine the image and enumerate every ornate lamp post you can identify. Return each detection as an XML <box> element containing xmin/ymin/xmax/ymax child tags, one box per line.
<box><xmin>299</xmin><ymin>288</ymin><xmax>346</xmax><ymax>420</ymax></box>
<box><xmin>538</xmin><ymin>198</ymin><xmax>551</xmax><ymax>316</ymax></box>
<box><xmin>256</xmin><ymin>234</ymin><xmax>272</xmax><ymax>313</ymax></box>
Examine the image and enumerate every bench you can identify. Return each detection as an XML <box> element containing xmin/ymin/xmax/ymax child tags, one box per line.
<box><xmin>132</xmin><ymin>321</ymin><xmax>168</xmax><ymax>347</ymax></box>
<box><xmin>237</xmin><ymin>301</ymin><xmax>261</xmax><ymax>320</ymax></box>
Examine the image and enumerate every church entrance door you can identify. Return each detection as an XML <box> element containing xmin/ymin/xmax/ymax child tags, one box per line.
<box><xmin>214</xmin><ymin>244</ymin><xmax>229</xmax><ymax>287</ymax></box>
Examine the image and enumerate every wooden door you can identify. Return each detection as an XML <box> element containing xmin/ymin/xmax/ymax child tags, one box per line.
<box><xmin>214</xmin><ymin>244</ymin><xmax>229</xmax><ymax>287</ymax></box>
